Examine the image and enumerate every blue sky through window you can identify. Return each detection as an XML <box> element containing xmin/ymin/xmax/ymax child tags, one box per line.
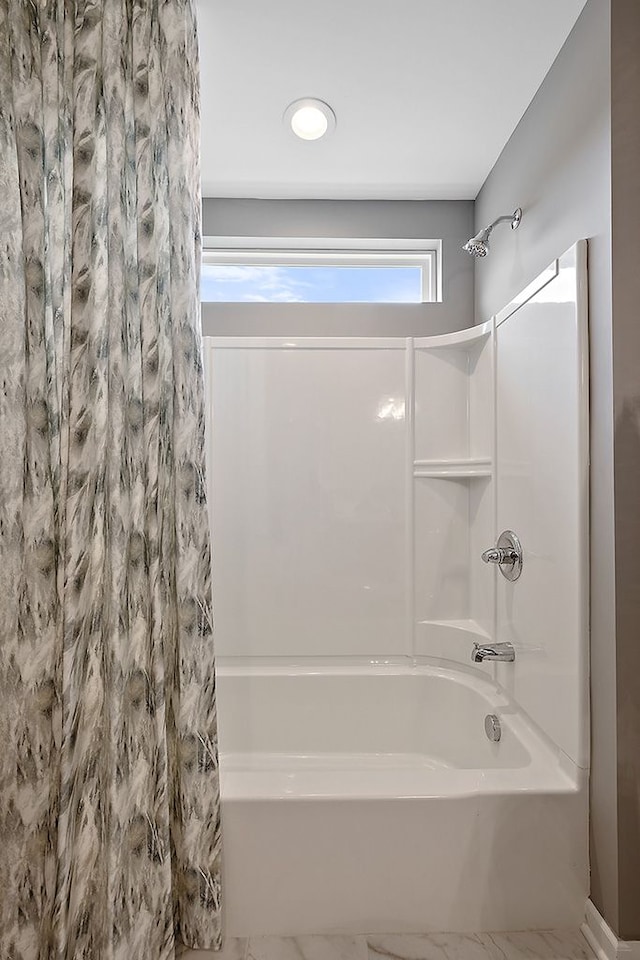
<box><xmin>200</xmin><ymin>264</ymin><xmax>423</xmax><ymax>303</ymax></box>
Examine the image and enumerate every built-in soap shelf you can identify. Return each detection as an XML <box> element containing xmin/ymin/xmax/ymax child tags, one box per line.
<box><xmin>414</xmin><ymin>320</ymin><xmax>493</xmax><ymax>351</ymax></box>
<box><xmin>413</xmin><ymin>457</ymin><xmax>492</xmax><ymax>478</ymax></box>
<box><xmin>411</xmin><ymin>323</ymin><xmax>495</xmax><ymax>669</ymax></box>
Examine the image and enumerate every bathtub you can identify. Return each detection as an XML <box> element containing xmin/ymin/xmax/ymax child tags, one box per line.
<box><xmin>217</xmin><ymin>661</ymin><xmax>588</xmax><ymax>937</ymax></box>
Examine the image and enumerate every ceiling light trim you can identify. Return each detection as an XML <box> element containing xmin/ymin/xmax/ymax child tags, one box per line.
<box><xmin>284</xmin><ymin>97</ymin><xmax>336</xmax><ymax>141</ymax></box>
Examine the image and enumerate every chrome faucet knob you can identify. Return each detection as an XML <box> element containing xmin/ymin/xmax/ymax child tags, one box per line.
<box><xmin>481</xmin><ymin>548</ymin><xmax>500</xmax><ymax>563</ymax></box>
<box><xmin>480</xmin><ymin>530</ymin><xmax>523</xmax><ymax>582</ymax></box>
<box><xmin>482</xmin><ymin>547</ymin><xmax>518</xmax><ymax>564</ymax></box>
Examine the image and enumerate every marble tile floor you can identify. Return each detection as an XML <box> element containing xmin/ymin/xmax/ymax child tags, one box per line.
<box><xmin>179</xmin><ymin>928</ymin><xmax>595</xmax><ymax>960</ymax></box>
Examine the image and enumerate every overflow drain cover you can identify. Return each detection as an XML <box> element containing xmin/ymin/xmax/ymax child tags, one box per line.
<box><xmin>484</xmin><ymin>714</ymin><xmax>502</xmax><ymax>742</ymax></box>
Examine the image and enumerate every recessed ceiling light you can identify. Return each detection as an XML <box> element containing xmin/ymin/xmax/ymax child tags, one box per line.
<box><xmin>284</xmin><ymin>98</ymin><xmax>336</xmax><ymax>141</ymax></box>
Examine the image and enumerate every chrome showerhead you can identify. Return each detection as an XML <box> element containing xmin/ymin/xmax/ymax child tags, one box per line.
<box><xmin>463</xmin><ymin>208</ymin><xmax>522</xmax><ymax>258</ymax></box>
<box><xmin>463</xmin><ymin>236</ymin><xmax>490</xmax><ymax>258</ymax></box>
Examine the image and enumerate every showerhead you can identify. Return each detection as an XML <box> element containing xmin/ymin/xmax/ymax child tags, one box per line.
<box><xmin>463</xmin><ymin>236</ymin><xmax>490</xmax><ymax>258</ymax></box>
<box><xmin>463</xmin><ymin>207</ymin><xmax>522</xmax><ymax>258</ymax></box>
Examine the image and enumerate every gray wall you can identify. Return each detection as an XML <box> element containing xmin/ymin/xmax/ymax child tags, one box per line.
<box><xmin>610</xmin><ymin>0</ymin><xmax>640</xmax><ymax>940</ymax></box>
<box><xmin>201</xmin><ymin>199</ymin><xmax>474</xmax><ymax>335</ymax></box>
<box><xmin>474</xmin><ymin>0</ymin><xmax>629</xmax><ymax>936</ymax></box>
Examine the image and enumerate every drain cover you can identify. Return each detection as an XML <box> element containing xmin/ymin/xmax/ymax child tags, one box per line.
<box><xmin>484</xmin><ymin>714</ymin><xmax>502</xmax><ymax>742</ymax></box>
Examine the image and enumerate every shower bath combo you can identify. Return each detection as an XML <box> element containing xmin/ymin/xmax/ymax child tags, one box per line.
<box><xmin>205</xmin><ymin>242</ymin><xmax>589</xmax><ymax>937</ymax></box>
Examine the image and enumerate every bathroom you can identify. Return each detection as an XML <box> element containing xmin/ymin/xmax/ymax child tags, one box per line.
<box><xmin>0</xmin><ymin>1</ymin><xmax>639</xmax><ymax>959</ymax></box>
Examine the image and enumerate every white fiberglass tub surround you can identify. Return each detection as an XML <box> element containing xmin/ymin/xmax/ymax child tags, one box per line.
<box><xmin>205</xmin><ymin>244</ymin><xmax>589</xmax><ymax>937</ymax></box>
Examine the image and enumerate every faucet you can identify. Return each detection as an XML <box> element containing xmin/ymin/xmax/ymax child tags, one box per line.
<box><xmin>472</xmin><ymin>642</ymin><xmax>515</xmax><ymax>663</ymax></box>
<box><xmin>481</xmin><ymin>546</ymin><xmax>520</xmax><ymax>565</ymax></box>
<box><xmin>480</xmin><ymin>530</ymin><xmax>523</xmax><ymax>582</ymax></box>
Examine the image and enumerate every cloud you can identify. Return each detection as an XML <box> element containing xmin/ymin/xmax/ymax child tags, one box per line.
<box><xmin>201</xmin><ymin>264</ymin><xmax>310</xmax><ymax>303</ymax></box>
<box><xmin>200</xmin><ymin>263</ymin><xmax>424</xmax><ymax>304</ymax></box>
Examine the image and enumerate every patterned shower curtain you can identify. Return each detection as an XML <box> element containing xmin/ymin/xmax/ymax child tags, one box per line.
<box><xmin>0</xmin><ymin>1</ymin><xmax>221</xmax><ymax>958</ymax></box>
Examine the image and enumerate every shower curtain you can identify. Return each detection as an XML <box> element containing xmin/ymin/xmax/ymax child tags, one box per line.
<box><xmin>0</xmin><ymin>1</ymin><xmax>221</xmax><ymax>958</ymax></box>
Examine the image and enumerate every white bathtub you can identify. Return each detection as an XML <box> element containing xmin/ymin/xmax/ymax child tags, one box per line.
<box><xmin>217</xmin><ymin>662</ymin><xmax>588</xmax><ymax>937</ymax></box>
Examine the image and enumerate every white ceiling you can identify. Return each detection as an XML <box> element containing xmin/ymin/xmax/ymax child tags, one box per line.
<box><xmin>197</xmin><ymin>0</ymin><xmax>588</xmax><ymax>201</ymax></box>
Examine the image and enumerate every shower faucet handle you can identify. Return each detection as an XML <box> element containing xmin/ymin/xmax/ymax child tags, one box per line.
<box><xmin>481</xmin><ymin>530</ymin><xmax>523</xmax><ymax>582</ymax></box>
<box><xmin>481</xmin><ymin>547</ymin><xmax>519</xmax><ymax>564</ymax></box>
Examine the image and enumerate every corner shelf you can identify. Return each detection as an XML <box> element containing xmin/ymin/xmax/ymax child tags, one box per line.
<box><xmin>413</xmin><ymin>458</ymin><xmax>492</xmax><ymax>478</ymax></box>
<box><xmin>414</xmin><ymin>321</ymin><xmax>493</xmax><ymax>351</ymax></box>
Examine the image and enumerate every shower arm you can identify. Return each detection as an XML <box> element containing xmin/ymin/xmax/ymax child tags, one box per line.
<box><xmin>473</xmin><ymin>215</ymin><xmax>516</xmax><ymax>245</ymax></box>
<box><xmin>487</xmin><ymin>214</ymin><xmax>515</xmax><ymax>230</ymax></box>
<box><xmin>485</xmin><ymin>208</ymin><xmax>523</xmax><ymax>235</ymax></box>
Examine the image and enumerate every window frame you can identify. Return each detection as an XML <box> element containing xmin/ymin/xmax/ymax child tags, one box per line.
<box><xmin>201</xmin><ymin>236</ymin><xmax>442</xmax><ymax>304</ymax></box>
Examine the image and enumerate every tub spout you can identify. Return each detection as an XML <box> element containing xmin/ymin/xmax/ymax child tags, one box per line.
<box><xmin>472</xmin><ymin>642</ymin><xmax>515</xmax><ymax>663</ymax></box>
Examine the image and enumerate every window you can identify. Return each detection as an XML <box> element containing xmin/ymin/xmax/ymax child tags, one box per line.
<box><xmin>201</xmin><ymin>237</ymin><xmax>440</xmax><ymax>304</ymax></box>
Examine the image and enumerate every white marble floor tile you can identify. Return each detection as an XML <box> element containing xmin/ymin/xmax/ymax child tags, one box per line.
<box><xmin>484</xmin><ymin>931</ymin><xmax>594</xmax><ymax>960</ymax></box>
<box><xmin>367</xmin><ymin>933</ymin><xmax>496</xmax><ymax>960</ymax></box>
<box><xmin>367</xmin><ymin>931</ymin><xmax>595</xmax><ymax>960</ymax></box>
<box><xmin>248</xmin><ymin>935</ymin><xmax>368</xmax><ymax>960</ymax></box>
<box><xmin>179</xmin><ymin>937</ymin><xmax>248</xmax><ymax>960</ymax></box>
<box><xmin>178</xmin><ymin>931</ymin><xmax>594</xmax><ymax>960</ymax></box>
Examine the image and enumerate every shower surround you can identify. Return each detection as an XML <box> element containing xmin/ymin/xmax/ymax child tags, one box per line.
<box><xmin>205</xmin><ymin>245</ymin><xmax>589</xmax><ymax>936</ymax></box>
